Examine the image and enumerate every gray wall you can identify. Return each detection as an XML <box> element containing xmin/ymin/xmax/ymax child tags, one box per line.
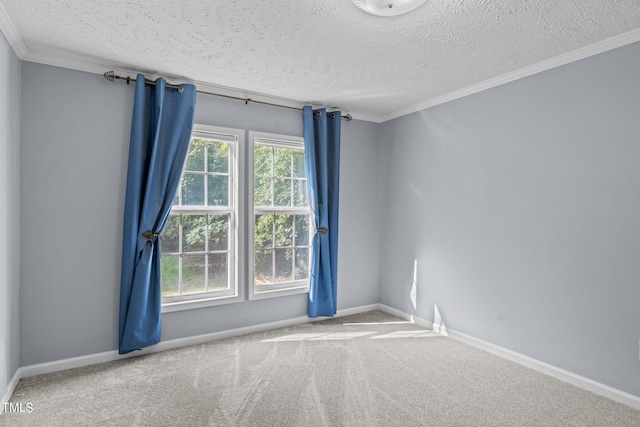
<box><xmin>19</xmin><ymin>62</ymin><xmax>380</xmax><ymax>366</ymax></box>
<box><xmin>379</xmin><ymin>41</ymin><xmax>640</xmax><ymax>396</ymax></box>
<box><xmin>14</xmin><ymin>26</ymin><xmax>640</xmax><ymax>400</ymax></box>
<box><xmin>0</xmin><ymin>32</ymin><xmax>20</xmax><ymax>400</ymax></box>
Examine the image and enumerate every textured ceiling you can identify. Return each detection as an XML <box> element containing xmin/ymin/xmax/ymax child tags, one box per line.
<box><xmin>2</xmin><ymin>0</ymin><xmax>640</xmax><ymax>121</ymax></box>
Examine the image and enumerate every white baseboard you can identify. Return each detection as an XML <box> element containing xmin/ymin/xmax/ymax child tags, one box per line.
<box><xmin>9</xmin><ymin>302</ymin><xmax>638</xmax><ymax>413</ymax></box>
<box><xmin>7</xmin><ymin>303</ymin><xmax>379</xmax><ymax>401</ymax></box>
<box><xmin>337</xmin><ymin>303</ymin><xmax>380</xmax><ymax>317</ymax></box>
<box><xmin>377</xmin><ymin>303</ymin><xmax>434</xmax><ymax>329</ymax></box>
<box><xmin>1</xmin><ymin>368</ymin><xmax>21</xmax><ymax>413</ymax></box>
<box><xmin>377</xmin><ymin>304</ymin><xmax>640</xmax><ymax>411</ymax></box>
<box><xmin>445</xmin><ymin>327</ymin><xmax>640</xmax><ymax>411</ymax></box>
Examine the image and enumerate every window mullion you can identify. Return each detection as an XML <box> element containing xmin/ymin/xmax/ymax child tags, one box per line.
<box><xmin>178</xmin><ymin>214</ymin><xmax>184</xmax><ymax>296</ymax></box>
<box><xmin>204</xmin><ymin>142</ymin><xmax>209</xmax><ymax>207</ymax></box>
<box><xmin>203</xmin><ymin>143</ymin><xmax>209</xmax><ymax>293</ymax></box>
<box><xmin>270</xmin><ymin>147</ymin><xmax>275</xmax><ymax>206</ymax></box>
<box><xmin>271</xmin><ymin>214</ymin><xmax>276</xmax><ymax>284</ymax></box>
<box><xmin>204</xmin><ymin>214</ymin><xmax>209</xmax><ymax>292</ymax></box>
<box><xmin>290</xmin><ymin>150</ymin><xmax>294</xmax><ymax>207</ymax></box>
<box><xmin>292</xmin><ymin>213</ymin><xmax>297</xmax><ymax>281</ymax></box>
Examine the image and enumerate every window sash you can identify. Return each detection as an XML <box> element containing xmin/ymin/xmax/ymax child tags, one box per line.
<box><xmin>162</xmin><ymin>214</ymin><xmax>231</xmax><ymax>298</ymax></box>
<box><xmin>248</xmin><ymin>131</ymin><xmax>311</xmax><ymax>300</ymax></box>
<box><xmin>161</xmin><ymin>125</ymin><xmax>243</xmax><ymax>311</ymax></box>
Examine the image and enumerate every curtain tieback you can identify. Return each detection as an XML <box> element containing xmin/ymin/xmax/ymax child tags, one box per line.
<box><xmin>316</xmin><ymin>226</ymin><xmax>328</xmax><ymax>234</ymax></box>
<box><xmin>141</xmin><ymin>230</ymin><xmax>160</xmax><ymax>241</ymax></box>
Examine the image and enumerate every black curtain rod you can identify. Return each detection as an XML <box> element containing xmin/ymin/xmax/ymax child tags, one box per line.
<box><xmin>103</xmin><ymin>71</ymin><xmax>352</xmax><ymax>121</ymax></box>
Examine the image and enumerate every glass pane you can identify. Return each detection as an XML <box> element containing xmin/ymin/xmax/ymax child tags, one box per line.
<box><xmin>293</xmin><ymin>149</ymin><xmax>306</xmax><ymax>178</ymax></box>
<box><xmin>182</xmin><ymin>173</ymin><xmax>205</xmax><ymax>206</ymax></box>
<box><xmin>185</xmin><ymin>139</ymin><xmax>205</xmax><ymax>172</ymax></box>
<box><xmin>161</xmin><ymin>215</ymin><xmax>180</xmax><ymax>253</ymax></box>
<box><xmin>295</xmin><ymin>215</ymin><xmax>309</xmax><ymax>247</ymax></box>
<box><xmin>182</xmin><ymin>254</ymin><xmax>206</xmax><ymax>294</ymax></box>
<box><xmin>255</xmin><ymin>214</ymin><xmax>273</xmax><ymax>248</ymax></box>
<box><xmin>293</xmin><ymin>179</ymin><xmax>308</xmax><ymax>207</ymax></box>
<box><xmin>208</xmin><ymin>215</ymin><xmax>229</xmax><ymax>251</ymax></box>
<box><xmin>273</xmin><ymin>147</ymin><xmax>292</xmax><ymax>177</ymax></box>
<box><xmin>295</xmin><ymin>248</ymin><xmax>309</xmax><ymax>281</ymax></box>
<box><xmin>207</xmin><ymin>141</ymin><xmax>228</xmax><ymax>173</ymax></box>
<box><xmin>254</xmin><ymin>145</ymin><xmax>272</xmax><ymax>176</ymax></box>
<box><xmin>275</xmin><ymin>214</ymin><xmax>294</xmax><ymax>247</ymax></box>
<box><xmin>255</xmin><ymin>249</ymin><xmax>273</xmax><ymax>285</ymax></box>
<box><xmin>208</xmin><ymin>253</ymin><xmax>228</xmax><ymax>291</ymax></box>
<box><xmin>161</xmin><ymin>255</ymin><xmax>180</xmax><ymax>296</ymax></box>
<box><xmin>182</xmin><ymin>215</ymin><xmax>206</xmax><ymax>252</ymax></box>
<box><xmin>274</xmin><ymin>178</ymin><xmax>291</xmax><ymax>206</ymax></box>
<box><xmin>275</xmin><ymin>248</ymin><xmax>293</xmax><ymax>283</ymax></box>
<box><xmin>207</xmin><ymin>175</ymin><xmax>228</xmax><ymax>206</ymax></box>
<box><xmin>254</xmin><ymin>177</ymin><xmax>272</xmax><ymax>206</ymax></box>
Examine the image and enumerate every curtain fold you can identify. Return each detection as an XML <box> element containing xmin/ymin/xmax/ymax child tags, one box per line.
<box><xmin>303</xmin><ymin>106</ymin><xmax>341</xmax><ymax>318</ymax></box>
<box><xmin>119</xmin><ymin>74</ymin><xmax>196</xmax><ymax>354</ymax></box>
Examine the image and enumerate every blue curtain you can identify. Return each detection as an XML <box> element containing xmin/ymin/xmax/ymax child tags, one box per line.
<box><xmin>119</xmin><ymin>74</ymin><xmax>196</xmax><ymax>354</ymax></box>
<box><xmin>303</xmin><ymin>106</ymin><xmax>341</xmax><ymax>318</ymax></box>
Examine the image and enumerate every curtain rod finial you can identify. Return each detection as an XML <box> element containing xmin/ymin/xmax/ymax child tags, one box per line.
<box><xmin>103</xmin><ymin>71</ymin><xmax>115</xmax><ymax>82</ymax></box>
<box><xmin>344</xmin><ymin>113</ymin><xmax>352</xmax><ymax>121</ymax></box>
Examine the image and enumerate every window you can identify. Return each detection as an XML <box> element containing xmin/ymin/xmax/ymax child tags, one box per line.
<box><xmin>160</xmin><ymin>125</ymin><xmax>243</xmax><ymax>311</ymax></box>
<box><xmin>249</xmin><ymin>132</ymin><xmax>312</xmax><ymax>299</ymax></box>
<box><xmin>159</xmin><ymin>127</ymin><xmax>307</xmax><ymax>309</ymax></box>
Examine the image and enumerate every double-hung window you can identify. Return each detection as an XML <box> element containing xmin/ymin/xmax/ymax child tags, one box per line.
<box><xmin>160</xmin><ymin>127</ymin><xmax>309</xmax><ymax>309</ymax></box>
<box><xmin>249</xmin><ymin>132</ymin><xmax>312</xmax><ymax>299</ymax></box>
<box><xmin>160</xmin><ymin>125</ymin><xmax>243</xmax><ymax>311</ymax></box>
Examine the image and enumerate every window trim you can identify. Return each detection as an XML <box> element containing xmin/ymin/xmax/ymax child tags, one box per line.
<box><xmin>248</xmin><ymin>131</ymin><xmax>311</xmax><ymax>301</ymax></box>
<box><xmin>161</xmin><ymin>124</ymin><xmax>245</xmax><ymax>313</ymax></box>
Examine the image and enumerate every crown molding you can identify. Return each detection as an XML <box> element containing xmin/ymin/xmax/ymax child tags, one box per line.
<box><xmin>18</xmin><ymin>47</ymin><xmax>367</xmax><ymax>122</ymax></box>
<box><xmin>0</xmin><ymin>8</ymin><xmax>364</xmax><ymax>121</ymax></box>
<box><xmin>380</xmin><ymin>27</ymin><xmax>640</xmax><ymax>123</ymax></box>
<box><xmin>4</xmin><ymin>3</ymin><xmax>640</xmax><ymax>125</ymax></box>
<box><xmin>19</xmin><ymin>47</ymin><xmax>355</xmax><ymax>118</ymax></box>
<box><xmin>0</xmin><ymin>2</ymin><xmax>27</xmax><ymax>57</ymax></box>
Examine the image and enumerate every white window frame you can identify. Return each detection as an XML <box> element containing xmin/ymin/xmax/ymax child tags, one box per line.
<box><xmin>161</xmin><ymin>124</ymin><xmax>245</xmax><ymax>312</ymax></box>
<box><xmin>248</xmin><ymin>131</ymin><xmax>312</xmax><ymax>300</ymax></box>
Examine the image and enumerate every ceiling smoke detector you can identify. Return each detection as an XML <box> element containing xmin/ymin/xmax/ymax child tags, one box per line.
<box><xmin>351</xmin><ymin>0</ymin><xmax>428</xmax><ymax>16</ymax></box>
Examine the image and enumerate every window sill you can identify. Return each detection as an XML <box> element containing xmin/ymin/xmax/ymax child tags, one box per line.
<box><xmin>248</xmin><ymin>283</ymin><xmax>309</xmax><ymax>301</ymax></box>
<box><xmin>161</xmin><ymin>293</ymin><xmax>243</xmax><ymax>313</ymax></box>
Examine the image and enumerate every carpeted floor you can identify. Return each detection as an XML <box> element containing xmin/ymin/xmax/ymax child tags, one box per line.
<box><xmin>2</xmin><ymin>310</ymin><xmax>640</xmax><ymax>426</ymax></box>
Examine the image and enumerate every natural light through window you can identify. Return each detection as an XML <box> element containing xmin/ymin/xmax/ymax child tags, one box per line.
<box><xmin>262</xmin><ymin>332</ymin><xmax>374</xmax><ymax>342</ymax></box>
<box><xmin>249</xmin><ymin>132</ymin><xmax>312</xmax><ymax>299</ymax></box>
<box><xmin>370</xmin><ymin>330</ymin><xmax>437</xmax><ymax>339</ymax></box>
<box><xmin>160</xmin><ymin>126</ymin><xmax>242</xmax><ymax>310</ymax></box>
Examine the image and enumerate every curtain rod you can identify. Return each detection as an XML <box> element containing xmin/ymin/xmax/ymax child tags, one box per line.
<box><xmin>103</xmin><ymin>71</ymin><xmax>352</xmax><ymax>121</ymax></box>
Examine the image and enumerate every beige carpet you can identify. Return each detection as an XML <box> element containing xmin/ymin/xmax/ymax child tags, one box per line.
<box><xmin>2</xmin><ymin>310</ymin><xmax>639</xmax><ymax>426</ymax></box>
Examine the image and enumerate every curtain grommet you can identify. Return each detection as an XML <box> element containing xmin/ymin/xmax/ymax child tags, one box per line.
<box><xmin>317</xmin><ymin>226</ymin><xmax>328</xmax><ymax>234</ymax></box>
